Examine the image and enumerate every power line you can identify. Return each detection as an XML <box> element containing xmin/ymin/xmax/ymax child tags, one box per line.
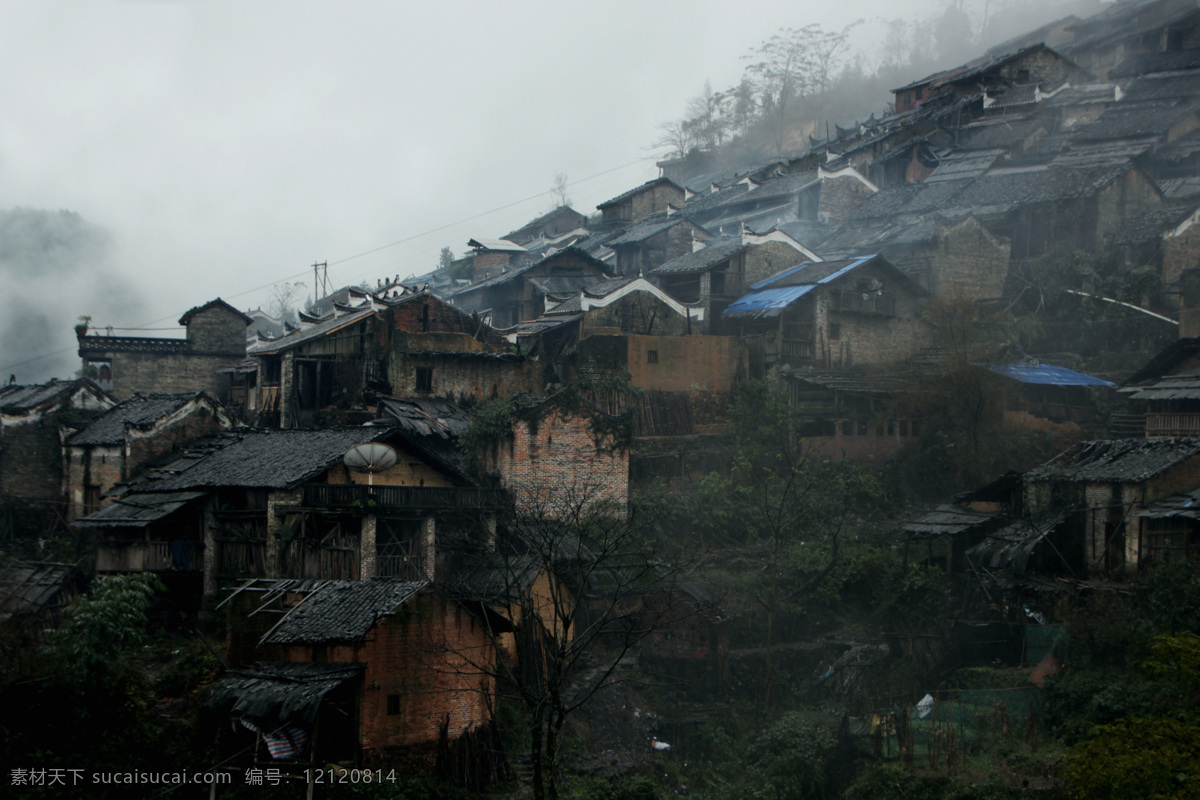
<box><xmin>0</xmin><ymin>154</ymin><xmax>660</xmax><ymax>376</ymax></box>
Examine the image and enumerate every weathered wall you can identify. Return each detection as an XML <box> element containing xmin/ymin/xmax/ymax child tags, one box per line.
<box><xmin>930</xmin><ymin>216</ymin><xmax>1011</xmax><ymax>300</ymax></box>
<box><xmin>1</xmin><ymin>422</ymin><xmax>67</xmax><ymax>500</ymax></box>
<box><xmin>581</xmin><ymin>292</ymin><xmax>690</xmax><ymax>337</ymax></box>
<box><xmin>744</xmin><ymin>241</ymin><xmax>808</xmax><ymax>287</ymax></box>
<box><xmin>390</xmin><ymin>352</ymin><xmax>542</xmax><ymax>403</ymax></box>
<box><xmin>624</xmin><ymin>334</ymin><xmax>744</xmax><ymax>393</ymax></box>
<box><xmin>187</xmin><ymin>306</ymin><xmax>249</xmax><ymax>355</ymax></box>
<box><xmin>109</xmin><ymin>351</ymin><xmax>235</xmax><ymax>400</ymax></box>
<box><xmin>486</xmin><ymin>408</ymin><xmax>629</xmax><ymax>517</ymax></box>
<box><xmin>818</xmin><ymin>175</ymin><xmax>875</xmax><ymax>221</ymax></box>
<box><xmin>631</xmin><ymin>183</ymin><xmax>685</xmax><ymax>222</ymax></box>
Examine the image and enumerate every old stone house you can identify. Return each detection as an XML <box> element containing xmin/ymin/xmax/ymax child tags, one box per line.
<box><xmin>605</xmin><ymin>215</ymin><xmax>711</xmax><ymax>276</ymax></box>
<box><xmin>504</xmin><ymin>205</ymin><xmax>588</xmax><ymax>246</ymax></box>
<box><xmin>61</xmin><ymin>392</ymin><xmax>236</xmax><ymax>521</ymax></box>
<box><xmin>0</xmin><ymin>378</ymin><xmax>113</xmax><ymax>507</ymax></box>
<box><xmin>1024</xmin><ymin>437</ymin><xmax>1200</xmax><ymax>572</ymax></box>
<box><xmin>597</xmin><ymin>177</ymin><xmax>686</xmax><ymax>225</ymax></box>
<box><xmin>248</xmin><ymin>290</ymin><xmax>539</xmax><ymax>427</ymax></box>
<box><xmin>77</xmin><ymin>298</ymin><xmax>252</xmax><ymax>401</ymax></box>
<box><xmin>723</xmin><ymin>254</ymin><xmax>931</xmax><ymax>371</ymax></box>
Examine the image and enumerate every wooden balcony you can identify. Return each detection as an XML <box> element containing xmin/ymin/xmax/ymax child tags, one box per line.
<box><xmin>301</xmin><ymin>484</ymin><xmax>506</xmax><ymax>511</ymax></box>
<box><xmin>1146</xmin><ymin>413</ymin><xmax>1200</xmax><ymax>438</ymax></box>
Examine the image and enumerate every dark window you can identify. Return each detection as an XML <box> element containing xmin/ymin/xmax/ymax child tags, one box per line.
<box><xmin>857</xmin><ymin>420</ymin><xmax>868</xmax><ymax>436</ymax></box>
<box><xmin>841</xmin><ymin>420</ymin><xmax>854</xmax><ymax>436</ymax></box>
<box><xmin>387</xmin><ymin>694</ymin><xmax>400</xmax><ymax>715</ymax></box>
<box><xmin>829</xmin><ymin>323</ymin><xmax>841</xmax><ymax>340</ymax></box>
<box><xmin>415</xmin><ymin>368</ymin><xmax>433</xmax><ymax>392</ymax></box>
<box><xmin>710</xmin><ymin>271</ymin><xmax>725</xmax><ymax>295</ymax></box>
<box><xmin>899</xmin><ymin>420</ymin><xmax>909</xmax><ymax>437</ymax></box>
<box><xmin>647</xmin><ymin>350</ymin><xmax>659</xmax><ymax>364</ymax></box>
<box><xmin>1017</xmin><ymin>68</ymin><xmax>1030</xmax><ymax>82</ymax></box>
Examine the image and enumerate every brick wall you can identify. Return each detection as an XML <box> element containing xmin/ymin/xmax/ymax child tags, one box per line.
<box><xmin>625</xmin><ymin>334</ymin><xmax>744</xmax><ymax>393</ymax></box>
<box><xmin>62</xmin><ymin>444</ymin><xmax>122</xmax><ymax>520</ymax></box>
<box><xmin>581</xmin><ymin>293</ymin><xmax>690</xmax><ymax>337</ymax></box>
<box><xmin>818</xmin><ymin>175</ymin><xmax>875</xmax><ymax>222</ymax></box>
<box><xmin>1</xmin><ymin>422</ymin><xmax>66</xmax><ymax>500</ymax></box>
<box><xmin>186</xmin><ymin>306</ymin><xmax>249</xmax><ymax>355</ymax></box>
<box><xmin>390</xmin><ymin>352</ymin><xmax>543</xmax><ymax>403</ymax></box>
<box><xmin>486</xmin><ymin>408</ymin><xmax>629</xmax><ymax>517</ymax></box>
<box><xmin>631</xmin><ymin>184</ymin><xmax>685</xmax><ymax>222</ymax></box>
<box><xmin>744</xmin><ymin>241</ymin><xmax>809</xmax><ymax>287</ymax></box>
<box><xmin>110</xmin><ymin>351</ymin><xmax>236</xmax><ymax>400</ymax></box>
<box><xmin>929</xmin><ymin>216</ymin><xmax>1011</xmax><ymax>300</ymax></box>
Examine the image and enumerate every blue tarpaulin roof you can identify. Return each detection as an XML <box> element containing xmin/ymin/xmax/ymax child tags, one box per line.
<box><xmin>985</xmin><ymin>363</ymin><xmax>1113</xmax><ymax>387</ymax></box>
<box><xmin>727</xmin><ymin>255</ymin><xmax>877</xmax><ymax>318</ymax></box>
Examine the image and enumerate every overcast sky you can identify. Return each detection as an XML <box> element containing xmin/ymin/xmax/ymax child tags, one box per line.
<box><xmin>0</xmin><ymin>0</ymin><xmax>1083</xmax><ymax>379</ymax></box>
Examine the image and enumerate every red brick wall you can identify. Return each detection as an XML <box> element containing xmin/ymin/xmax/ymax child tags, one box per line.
<box><xmin>625</xmin><ymin>334</ymin><xmax>743</xmax><ymax>393</ymax></box>
<box><xmin>487</xmin><ymin>409</ymin><xmax>629</xmax><ymax>517</ymax></box>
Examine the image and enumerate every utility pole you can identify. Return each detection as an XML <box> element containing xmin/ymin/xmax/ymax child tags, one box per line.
<box><xmin>312</xmin><ymin>261</ymin><xmax>330</xmax><ymax>306</ymax></box>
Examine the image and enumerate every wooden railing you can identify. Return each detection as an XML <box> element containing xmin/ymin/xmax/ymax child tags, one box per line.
<box><xmin>301</xmin><ymin>484</ymin><xmax>506</xmax><ymax>510</ymax></box>
<box><xmin>96</xmin><ymin>541</ymin><xmax>201</xmax><ymax>572</ymax></box>
<box><xmin>1146</xmin><ymin>413</ymin><xmax>1200</xmax><ymax>438</ymax></box>
<box><xmin>832</xmin><ymin>291</ymin><xmax>896</xmax><ymax>316</ymax></box>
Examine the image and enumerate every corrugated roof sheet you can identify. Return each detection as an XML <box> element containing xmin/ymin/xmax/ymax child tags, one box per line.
<box><xmin>985</xmin><ymin>363</ymin><xmax>1114</xmax><ymax>386</ymax></box>
<box><xmin>1026</xmin><ymin>437</ymin><xmax>1200</xmax><ymax>483</ymax></box>
<box><xmin>65</xmin><ymin>394</ymin><xmax>200</xmax><ymax>446</ymax></box>
<box><xmin>902</xmin><ymin>504</ymin><xmax>1000</xmax><ymax>538</ymax></box>
<box><xmin>263</xmin><ymin>579</ymin><xmax>427</xmax><ymax>645</ymax></box>
<box><xmin>1135</xmin><ymin>484</ymin><xmax>1200</xmax><ymax>519</ymax></box>
<box><xmin>723</xmin><ymin>256</ymin><xmax>876</xmax><ymax>319</ymax></box>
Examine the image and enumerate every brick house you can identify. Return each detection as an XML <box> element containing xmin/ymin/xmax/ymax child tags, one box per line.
<box><xmin>1024</xmin><ymin>437</ymin><xmax>1200</xmax><ymax>572</ymax></box>
<box><xmin>61</xmin><ymin>392</ymin><xmax>235</xmax><ymax>521</ymax></box>
<box><xmin>77</xmin><ymin>298</ymin><xmax>252</xmax><ymax>401</ymax></box>
<box><xmin>212</xmin><ymin>578</ymin><xmax>497</xmax><ymax>773</ymax></box>
<box><xmin>76</xmin><ymin>426</ymin><xmax>503</xmax><ymax>602</ymax></box>
<box><xmin>597</xmin><ymin>177</ymin><xmax>686</xmax><ymax>225</ymax></box>
<box><xmin>0</xmin><ymin>379</ymin><xmax>113</xmax><ymax>502</ymax></box>
<box><xmin>723</xmin><ymin>254</ymin><xmax>931</xmax><ymax>370</ymax></box>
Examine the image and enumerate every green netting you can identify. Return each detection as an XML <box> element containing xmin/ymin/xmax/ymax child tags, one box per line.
<box><xmin>1023</xmin><ymin>624</ymin><xmax>1067</xmax><ymax>665</ymax></box>
<box><xmin>863</xmin><ymin>688</ymin><xmax>1045</xmax><ymax>761</ymax></box>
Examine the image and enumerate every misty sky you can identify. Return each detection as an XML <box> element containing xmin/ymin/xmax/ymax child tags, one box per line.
<box><xmin>0</xmin><ymin>0</ymin><xmax>1083</xmax><ymax>380</ymax></box>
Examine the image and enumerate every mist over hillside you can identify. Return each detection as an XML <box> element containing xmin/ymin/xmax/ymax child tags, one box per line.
<box><xmin>0</xmin><ymin>208</ymin><xmax>145</xmax><ymax>383</ymax></box>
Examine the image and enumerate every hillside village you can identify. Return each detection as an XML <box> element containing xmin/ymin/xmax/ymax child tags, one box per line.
<box><xmin>5</xmin><ymin>1</ymin><xmax>1200</xmax><ymax>798</ymax></box>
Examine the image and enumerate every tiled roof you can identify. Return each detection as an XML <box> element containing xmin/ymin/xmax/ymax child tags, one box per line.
<box><xmin>206</xmin><ymin>662</ymin><xmax>364</xmax><ymax>724</ymax></box>
<box><xmin>926</xmin><ymin>150</ymin><xmax>1007</xmax><ymax>183</ymax></box>
<box><xmin>597</xmin><ymin>177</ymin><xmax>683</xmax><ymax>209</ymax></box>
<box><xmin>1158</xmin><ymin>177</ymin><xmax>1200</xmax><ymax>199</ymax></box>
<box><xmin>1120</xmin><ymin>70</ymin><xmax>1200</xmax><ymax>101</ymax></box>
<box><xmin>179</xmin><ymin>297</ymin><xmax>253</xmax><ymax>326</ymax></box>
<box><xmin>1076</xmin><ymin>99</ymin><xmax>1200</xmax><ymax>141</ymax></box>
<box><xmin>0</xmin><ymin>380</ymin><xmax>87</xmax><ymax>414</ymax></box>
<box><xmin>604</xmin><ymin>215</ymin><xmax>694</xmax><ymax>246</ymax></box>
<box><xmin>1110</xmin><ymin>49</ymin><xmax>1200</xmax><ymax>78</ymax></box>
<box><xmin>65</xmin><ymin>393</ymin><xmax>200</xmax><ymax>446</ymax></box>
<box><xmin>1025</xmin><ymin>438</ymin><xmax>1200</xmax><ymax>483</ymax></box>
<box><xmin>1109</xmin><ymin>205</ymin><xmax>1197</xmax><ymax>244</ymax></box>
<box><xmin>126</xmin><ymin>428</ymin><xmax>396</xmax><ymax>491</ymax></box>
<box><xmin>723</xmin><ymin>256</ymin><xmax>874</xmax><ymax>319</ymax></box>
<box><xmin>377</xmin><ymin>397</ymin><xmax>475</xmax><ymax>483</ymax></box>
<box><xmin>650</xmin><ymin>238</ymin><xmax>747</xmax><ymax>275</ymax></box>
<box><xmin>1049</xmin><ymin>137</ymin><xmax>1157</xmax><ymax>168</ymax></box>
<box><xmin>1135</xmin><ymin>485</ymin><xmax>1200</xmax><ymax>519</ymax></box>
<box><xmin>247</xmin><ymin>307</ymin><xmax>374</xmax><ymax>356</ymax></box>
<box><xmin>0</xmin><ymin>562</ymin><xmax>83</xmax><ymax>621</ymax></box>
<box><xmin>73</xmin><ymin>491</ymin><xmax>207</xmax><ymax>528</ymax></box>
<box><xmin>263</xmin><ymin>579</ymin><xmax>427</xmax><ymax>644</ymax></box>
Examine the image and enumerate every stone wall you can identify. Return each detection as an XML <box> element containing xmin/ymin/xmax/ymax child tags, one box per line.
<box><xmin>186</xmin><ymin>306</ymin><xmax>249</xmax><ymax>355</ymax></box>
<box><xmin>930</xmin><ymin>216</ymin><xmax>1011</xmax><ymax>300</ymax></box>
<box><xmin>109</xmin><ymin>351</ymin><xmax>236</xmax><ymax>400</ymax></box>
<box><xmin>744</xmin><ymin>240</ymin><xmax>809</xmax><ymax>287</ymax></box>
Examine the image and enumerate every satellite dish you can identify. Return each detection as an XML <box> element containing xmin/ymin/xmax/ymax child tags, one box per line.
<box><xmin>343</xmin><ymin>442</ymin><xmax>398</xmax><ymax>474</ymax></box>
